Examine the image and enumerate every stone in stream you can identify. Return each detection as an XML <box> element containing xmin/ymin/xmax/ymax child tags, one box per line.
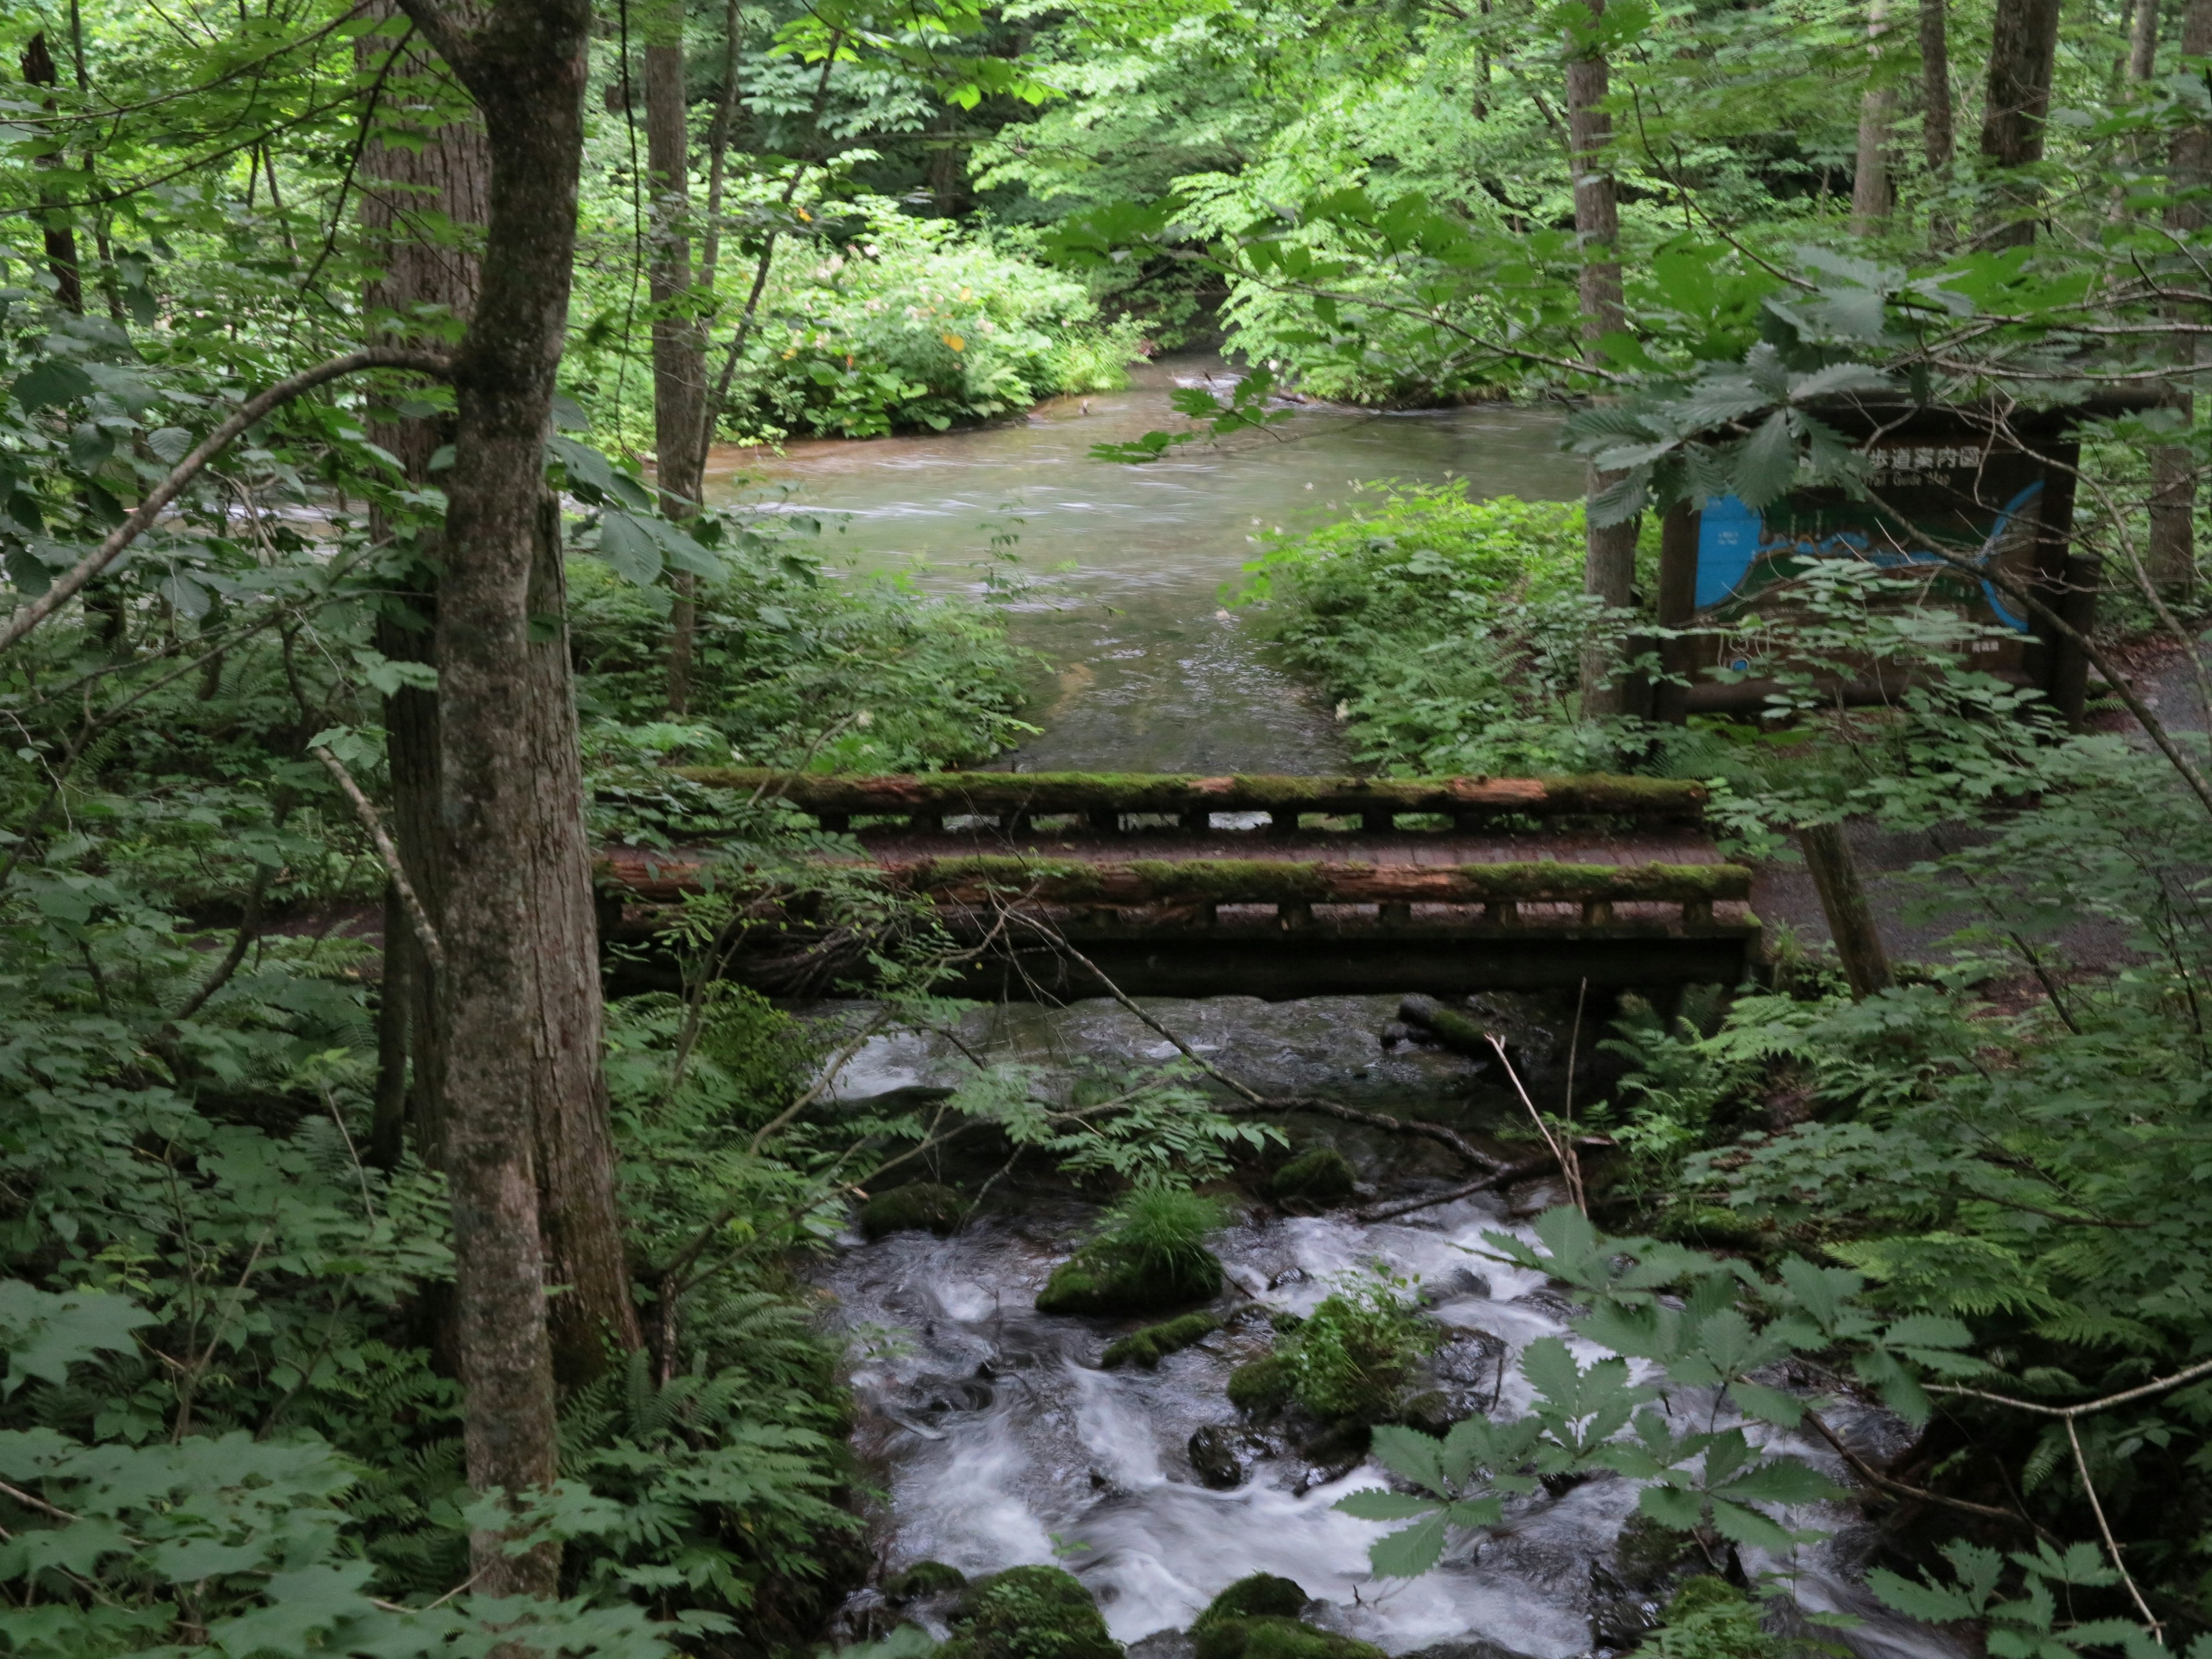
<box><xmin>1265</xmin><ymin>1146</ymin><xmax>1357</xmax><ymax>1206</ymax></box>
<box><xmin>1036</xmin><ymin>1239</ymin><xmax>1225</xmax><ymax>1316</ymax></box>
<box><xmin>857</xmin><ymin>1181</ymin><xmax>967</xmax><ymax>1238</ymax></box>
<box><xmin>1187</xmin><ymin>1423</ymin><xmax>1269</xmax><ymax>1488</ymax></box>
<box><xmin>882</xmin><ymin>1559</ymin><xmax>967</xmax><ymax>1603</ymax></box>
<box><xmin>939</xmin><ymin>1565</ymin><xmax>1118</xmax><ymax>1659</ymax></box>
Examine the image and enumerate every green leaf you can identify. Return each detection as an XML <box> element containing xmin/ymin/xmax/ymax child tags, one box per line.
<box><xmin>1366</xmin><ymin>1513</ymin><xmax>1448</xmax><ymax>1578</ymax></box>
<box><xmin>1335</xmin><ymin>1488</ymin><xmax>1442</xmax><ymax>1521</ymax></box>
<box><xmin>0</xmin><ymin>1282</ymin><xmax>156</xmax><ymax>1396</ymax></box>
<box><xmin>599</xmin><ymin>511</ymin><xmax>665</xmax><ymax>587</ymax></box>
<box><xmin>1729</xmin><ymin>410</ymin><xmax>1797</xmax><ymax>509</ymax></box>
<box><xmin>12</xmin><ymin>358</ymin><xmax>96</xmax><ymax>412</ymax></box>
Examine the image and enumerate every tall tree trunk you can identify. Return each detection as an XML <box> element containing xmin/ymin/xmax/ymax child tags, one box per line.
<box><xmin>1853</xmin><ymin>0</ymin><xmax>1896</xmax><ymax>232</ymax></box>
<box><xmin>20</xmin><ymin>33</ymin><xmax>81</xmax><ymax>314</ymax></box>
<box><xmin>2131</xmin><ymin>0</ymin><xmax>2161</xmax><ymax>78</ymax></box>
<box><xmin>2152</xmin><ymin>0</ymin><xmax>2212</xmax><ymax>597</ymax></box>
<box><xmin>1921</xmin><ymin>0</ymin><xmax>1955</xmax><ymax>241</ymax></box>
<box><xmin>1799</xmin><ymin>823</ymin><xmax>1894</xmax><ymax>999</ymax></box>
<box><xmin>364</xmin><ymin>3</ymin><xmax>641</xmax><ymax>1387</ymax></box>
<box><xmin>644</xmin><ymin>0</ymin><xmax>707</xmax><ymax>714</ymax></box>
<box><xmin>1566</xmin><ymin>0</ymin><xmax>1638</xmax><ymax>718</ymax></box>
<box><xmin>1980</xmin><ymin>0</ymin><xmax>2063</xmax><ymax>245</ymax></box>
<box><xmin>386</xmin><ymin>0</ymin><xmax>595</xmax><ymax>1596</ymax></box>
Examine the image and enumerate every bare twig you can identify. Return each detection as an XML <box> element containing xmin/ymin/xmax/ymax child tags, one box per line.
<box><xmin>2070</xmin><ymin>1417</ymin><xmax>2163</xmax><ymax>1642</ymax></box>
<box><xmin>1929</xmin><ymin>1355</ymin><xmax>2212</xmax><ymax>1419</ymax></box>
<box><xmin>310</xmin><ymin>746</ymin><xmax>444</xmax><ymax>975</ymax></box>
<box><xmin>1485</xmin><ymin>1034</ymin><xmax>1585</xmax><ymax>1213</ymax></box>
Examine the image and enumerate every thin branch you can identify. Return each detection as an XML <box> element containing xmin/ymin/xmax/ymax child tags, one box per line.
<box><xmin>1801</xmin><ymin>1409</ymin><xmax>2044</xmax><ymax>1533</ymax></box>
<box><xmin>1486</xmin><ymin>1033</ymin><xmax>1584</xmax><ymax>1213</ymax></box>
<box><xmin>310</xmin><ymin>746</ymin><xmax>444</xmax><ymax>976</ymax></box>
<box><xmin>171</xmin><ymin>869</ymin><xmax>270</xmax><ymax>1022</ymax></box>
<box><xmin>0</xmin><ymin>348</ymin><xmax>452</xmax><ymax>654</ymax></box>
<box><xmin>1929</xmin><ymin>1355</ymin><xmax>2212</xmax><ymax>1419</ymax></box>
<box><xmin>2069</xmin><ymin>1417</ymin><xmax>2164</xmax><ymax>1642</ymax></box>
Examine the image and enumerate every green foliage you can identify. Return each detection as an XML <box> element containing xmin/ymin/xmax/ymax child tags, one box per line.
<box><xmin>1099</xmin><ymin>1310</ymin><xmax>1222</xmax><ymax>1369</ymax></box>
<box><xmin>1281</xmin><ymin>1273</ymin><xmax>1437</xmax><ymax>1422</ymax></box>
<box><xmin>1646</xmin><ymin>1578</ymin><xmax>1778</xmax><ymax>1659</ymax></box>
<box><xmin>1227</xmin><ymin>1355</ymin><xmax>1294</xmax><ymax>1418</ymax></box>
<box><xmin>1190</xmin><ymin>1618</ymin><xmax>1383</xmax><ymax>1659</ymax></box>
<box><xmin>1236</xmin><ymin>487</ymin><xmax>1650</xmax><ymax>775</ymax></box>
<box><xmin>718</xmin><ymin>203</ymin><xmax>1144</xmax><ymax>441</ymax></box>
<box><xmin>1869</xmin><ymin>1542</ymin><xmax>2196</xmax><ymax>1659</ymax></box>
<box><xmin>938</xmin><ymin>1565</ymin><xmax>1120</xmax><ymax>1659</ymax></box>
<box><xmin>1035</xmin><ymin>1188</ymin><xmax>1227</xmax><ymax>1315</ymax></box>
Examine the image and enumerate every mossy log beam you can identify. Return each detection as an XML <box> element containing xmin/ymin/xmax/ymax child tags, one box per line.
<box><xmin>674</xmin><ymin>767</ymin><xmax>1710</xmax><ymax>824</ymax></box>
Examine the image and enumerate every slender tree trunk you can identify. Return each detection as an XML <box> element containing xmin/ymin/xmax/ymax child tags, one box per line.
<box><xmin>1853</xmin><ymin>0</ymin><xmax>1896</xmax><ymax>232</ymax></box>
<box><xmin>2131</xmin><ymin>0</ymin><xmax>2161</xmax><ymax>78</ymax></box>
<box><xmin>387</xmin><ymin>0</ymin><xmax>595</xmax><ymax>1596</ymax></box>
<box><xmin>1921</xmin><ymin>0</ymin><xmax>1955</xmax><ymax>241</ymax></box>
<box><xmin>1799</xmin><ymin>822</ymin><xmax>1894</xmax><ymax>999</ymax></box>
<box><xmin>2152</xmin><ymin>0</ymin><xmax>2212</xmax><ymax>597</ymax></box>
<box><xmin>1979</xmin><ymin>0</ymin><xmax>2064</xmax><ymax>245</ymax></box>
<box><xmin>364</xmin><ymin>2</ymin><xmax>641</xmax><ymax>1387</ymax></box>
<box><xmin>370</xmin><ymin>882</ymin><xmax>414</xmax><ymax>1170</ymax></box>
<box><xmin>644</xmin><ymin>0</ymin><xmax>707</xmax><ymax>714</ymax></box>
<box><xmin>1566</xmin><ymin>0</ymin><xmax>1638</xmax><ymax>718</ymax></box>
<box><xmin>20</xmin><ymin>34</ymin><xmax>81</xmax><ymax>314</ymax></box>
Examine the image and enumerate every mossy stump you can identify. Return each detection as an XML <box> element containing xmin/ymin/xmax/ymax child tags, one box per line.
<box><xmin>1266</xmin><ymin>1148</ymin><xmax>1355</xmax><ymax>1207</ymax></box>
<box><xmin>939</xmin><ymin>1563</ymin><xmax>1121</xmax><ymax>1659</ymax></box>
<box><xmin>1194</xmin><ymin>1617</ymin><xmax>1385</xmax><ymax>1659</ymax></box>
<box><xmin>1101</xmin><ymin>1310</ymin><xmax>1223</xmax><ymax>1369</ymax></box>
<box><xmin>1036</xmin><ymin>1241</ymin><xmax>1223</xmax><ymax>1316</ymax></box>
<box><xmin>859</xmin><ymin>1181</ymin><xmax>967</xmax><ymax>1240</ymax></box>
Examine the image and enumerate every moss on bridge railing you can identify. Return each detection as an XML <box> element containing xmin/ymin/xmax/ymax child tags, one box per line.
<box><xmin>670</xmin><ymin>767</ymin><xmax>1709</xmax><ymax>823</ymax></box>
<box><xmin>895</xmin><ymin>855</ymin><xmax>1751</xmax><ymax>906</ymax></box>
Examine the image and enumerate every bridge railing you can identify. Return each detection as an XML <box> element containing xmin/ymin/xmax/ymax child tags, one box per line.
<box><xmin>672</xmin><ymin>768</ymin><xmax>1710</xmax><ymax>835</ymax></box>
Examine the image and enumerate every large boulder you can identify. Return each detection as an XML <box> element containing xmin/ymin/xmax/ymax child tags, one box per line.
<box><xmin>859</xmin><ymin>1182</ymin><xmax>967</xmax><ymax>1240</ymax></box>
<box><xmin>1192</xmin><ymin>1617</ymin><xmax>1383</xmax><ymax>1659</ymax></box>
<box><xmin>1266</xmin><ymin>1148</ymin><xmax>1355</xmax><ymax>1207</ymax></box>
<box><xmin>1194</xmin><ymin>1575</ymin><xmax>1310</xmax><ymax>1628</ymax></box>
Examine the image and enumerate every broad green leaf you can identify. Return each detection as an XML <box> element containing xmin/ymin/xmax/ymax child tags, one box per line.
<box><xmin>1335</xmin><ymin>1487</ymin><xmax>1441</xmax><ymax>1521</ymax></box>
<box><xmin>1366</xmin><ymin>1513</ymin><xmax>1448</xmax><ymax>1578</ymax></box>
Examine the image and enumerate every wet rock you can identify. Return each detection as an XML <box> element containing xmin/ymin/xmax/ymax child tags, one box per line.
<box><xmin>1189</xmin><ymin>1423</ymin><xmax>1262</xmax><ymax>1489</ymax></box>
<box><xmin>1615</xmin><ymin>1509</ymin><xmax>1705</xmax><ymax>1588</ymax></box>
<box><xmin>1293</xmin><ymin>1419</ymin><xmax>1371</xmax><ymax>1489</ymax></box>
<box><xmin>1228</xmin><ymin>1354</ymin><xmax>1294</xmax><ymax>1418</ymax></box>
<box><xmin>858</xmin><ymin>1181</ymin><xmax>968</xmax><ymax>1239</ymax></box>
<box><xmin>1463</xmin><ymin>993</ymin><xmax>1558</xmax><ymax>1075</ymax></box>
<box><xmin>1037</xmin><ymin>1240</ymin><xmax>1224</xmax><ymax>1316</ymax></box>
<box><xmin>1267</xmin><ymin>1266</ymin><xmax>1308</xmax><ymax>1290</ymax></box>
<box><xmin>1103</xmin><ymin>1310</ymin><xmax>1224</xmax><ymax>1369</ymax></box>
<box><xmin>1400</xmin><ymin>1641</ymin><xmax>1540</xmax><ymax>1659</ymax></box>
<box><xmin>884</xmin><ymin>1559</ymin><xmax>968</xmax><ymax>1603</ymax></box>
<box><xmin>1505</xmin><ymin>1177</ymin><xmax>1571</xmax><ymax>1219</ymax></box>
<box><xmin>1130</xmin><ymin>1632</ymin><xmax>1198</xmax><ymax>1659</ymax></box>
<box><xmin>1266</xmin><ymin>1147</ymin><xmax>1357</xmax><ymax>1207</ymax></box>
<box><xmin>1397</xmin><ymin>995</ymin><xmax>1493</xmax><ymax>1059</ymax></box>
<box><xmin>1394</xmin><ymin>1388</ymin><xmax>1463</xmax><ymax>1437</ymax></box>
<box><xmin>941</xmin><ymin>1565</ymin><xmax>1119</xmax><ymax>1659</ymax></box>
<box><xmin>1378</xmin><ymin>1020</ymin><xmax>1414</xmax><ymax>1048</ymax></box>
<box><xmin>1195</xmin><ymin>1574</ymin><xmax>1310</xmax><ymax>1627</ymax></box>
<box><xmin>1588</xmin><ymin>1562</ymin><xmax>1665</xmax><ymax>1650</ymax></box>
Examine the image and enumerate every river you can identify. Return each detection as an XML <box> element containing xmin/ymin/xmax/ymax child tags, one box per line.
<box><xmin>704</xmin><ymin>367</ymin><xmax>1942</xmax><ymax>1659</ymax></box>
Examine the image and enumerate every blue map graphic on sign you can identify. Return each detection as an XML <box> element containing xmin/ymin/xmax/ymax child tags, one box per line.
<box><xmin>1694</xmin><ymin>486</ymin><xmax>2041</xmax><ymax>633</ymax></box>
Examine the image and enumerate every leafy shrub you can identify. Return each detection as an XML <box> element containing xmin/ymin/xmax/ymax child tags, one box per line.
<box><xmin>1282</xmin><ymin>1273</ymin><xmax>1438</xmax><ymax>1421</ymax></box>
<box><xmin>725</xmin><ymin>202</ymin><xmax>1146</xmax><ymax>440</ymax></box>
<box><xmin>1238</xmin><ymin>486</ymin><xmax>1658</xmax><ymax>774</ymax></box>
<box><xmin>1646</xmin><ymin>1577</ymin><xmax>1776</xmax><ymax>1659</ymax></box>
<box><xmin>1036</xmin><ymin>1190</ymin><xmax>1226</xmax><ymax>1317</ymax></box>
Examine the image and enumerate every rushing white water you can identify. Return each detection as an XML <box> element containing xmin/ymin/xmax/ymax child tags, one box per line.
<box><xmin>809</xmin><ymin>995</ymin><xmax>1956</xmax><ymax>1659</ymax></box>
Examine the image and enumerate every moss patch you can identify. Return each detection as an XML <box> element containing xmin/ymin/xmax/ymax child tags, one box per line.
<box><xmin>859</xmin><ymin>1182</ymin><xmax>967</xmax><ymax>1239</ymax></box>
<box><xmin>885</xmin><ymin>1559</ymin><xmax>969</xmax><ymax>1601</ymax></box>
<box><xmin>1193</xmin><ymin>1616</ymin><xmax>1386</xmax><ymax>1659</ymax></box>
<box><xmin>1196</xmin><ymin>1574</ymin><xmax>1310</xmax><ymax>1628</ymax></box>
<box><xmin>1036</xmin><ymin>1240</ymin><xmax>1222</xmax><ymax>1317</ymax></box>
<box><xmin>1101</xmin><ymin>1310</ymin><xmax>1223</xmax><ymax>1369</ymax></box>
<box><xmin>1126</xmin><ymin>859</ymin><xmax>1334</xmax><ymax>902</ymax></box>
<box><xmin>940</xmin><ymin>1564</ymin><xmax>1121</xmax><ymax>1659</ymax></box>
<box><xmin>1266</xmin><ymin>1147</ymin><xmax>1355</xmax><ymax>1206</ymax></box>
<box><xmin>1228</xmin><ymin>1353</ymin><xmax>1294</xmax><ymax>1417</ymax></box>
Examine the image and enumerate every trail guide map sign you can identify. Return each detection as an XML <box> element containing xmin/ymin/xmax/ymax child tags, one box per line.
<box><xmin>1651</xmin><ymin>400</ymin><xmax>2111</xmax><ymax>725</ymax></box>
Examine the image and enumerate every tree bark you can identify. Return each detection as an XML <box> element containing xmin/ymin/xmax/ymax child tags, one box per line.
<box><xmin>1565</xmin><ymin>0</ymin><xmax>1638</xmax><ymax>718</ymax></box>
<box><xmin>1798</xmin><ymin>821</ymin><xmax>1894</xmax><ymax>999</ymax></box>
<box><xmin>2150</xmin><ymin>0</ymin><xmax>2212</xmax><ymax>599</ymax></box>
<box><xmin>20</xmin><ymin>33</ymin><xmax>81</xmax><ymax>314</ymax></box>
<box><xmin>1979</xmin><ymin>0</ymin><xmax>2063</xmax><ymax>245</ymax></box>
<box><xmin>644</xmin><ymin>0</ymin><xmax>708</xmax><ymax>714</ymax></box>
<box><xmin>387</xmin><ymin>0</ymin><xmax>596</xmax><ymax>1597</ymax></box>
<box><xmin>1852</xmin><ymin>0</ymin><xmax>1896</xmax><ymax>232</ymax></box>
<box><xmin>2131</xmin><ymin>0</ymin><xmax>2160</xmax><ymax>78</ymax></box>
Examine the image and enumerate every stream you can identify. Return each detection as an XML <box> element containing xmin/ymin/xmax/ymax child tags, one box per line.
<box><xmin>705</xmin><ymin>368</ymin><xmax>1945</xmax><ymax>1659</ymax></box>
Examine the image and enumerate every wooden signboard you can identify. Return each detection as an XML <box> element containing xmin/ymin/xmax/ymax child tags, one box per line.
<box><xmin>1651</xmin><ymin>399</ymin><xmax>2115</xmax><ymax>726</ymax></box>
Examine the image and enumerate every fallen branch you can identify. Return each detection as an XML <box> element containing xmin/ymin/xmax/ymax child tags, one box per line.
<box><xmin>1801</xmin><ymin>1408</ymin><xmax>2043</xmax><ymax>1535</ymax></box>
<box><xmin>1927</xmin><ymin>1355</ymin><xmax>2212</xmax><ymax>1420</ymax></box>
<box><xmin>1</xmin><ymin>347</ymin><xmax>451</xmax><ymax>655</ymax></box>
<box><xmin>1485</xmin><ymin>1033</ymin><xmax>1585</xmax><ymax>1214</ymax></box>
<box><xmin>311</xmin><ymin>746</ymin><xmax>444</xmax><ymax>976</ymax></box>
<box><xmin>1354</xmin><ymin>1156</ymin><xmax>1554</xmax><ymax>1222</ymax></box>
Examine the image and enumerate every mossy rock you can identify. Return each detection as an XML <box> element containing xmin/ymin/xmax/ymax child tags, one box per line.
<box><xmin>1266</xmin><ymin>1149</ymin><xmax>1355</xmax><ymax>1207</ymax></box>
<box><xmin>1650</xmin><ymin>1202</ymin><xmax>1772</xmax><ymax>1253</ymax></box>
<box><xmin>1102</xmin><ymin>1310</ymin><xmax>1223</xmax><ymax>1369</ymax></box>
<box><xmin>1192</xmin><ymin>1617</ymin><xmax>1384</xmax><ymax>1659</ymax></box>
<box><xmin>860</xmin><ymin>1182</ymin><xmax>967</xmax><ymax>1240</ymax></box>
<box><xmin>1195</xmin><ymin>1575</ymin><xmax>1310</xmax><ymax>1629</ymax></box>
<box><xmin>1227</xmin><ymin>1354</ymin><xmax>1293</xmax><ymax>1418</ymax></box>
<box><xmin>1036</xmin><ymin>1241</ymin><xmax>1222</xmax><ymax>1316</ymax></box>
<box><xmin>1393</xmin><ymin>1389</ymin><xmax>1463</xmax><ymax>1437</ymax></box>
<box><xmin>939</xmin><ymin>1565</ymin><xmax>1121</xmax><ymax>1659</ymax></box>
<box><xmin>885</xmin><ymin>1559</ymin><xmax>969</xmax><ymax>1602</ymax></box>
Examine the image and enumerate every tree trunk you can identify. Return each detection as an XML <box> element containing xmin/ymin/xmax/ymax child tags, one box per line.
<box><xmin>2151</xmin><ymin>0</ymin><xmax>2212</xmax><ymax>599</ymax></box>
<box><xmin>1798</xmin><ymin>821</ymin><xmax>1894</xmax><ymax>999</ymax></box>
<box><xmin>644</xmin><ymin>0</ymin><xmax>707</xmax><ymax>714</ymax></box>
<box><xmin>1979</xmin><ymin>0</ymin><xmax>2063</xmax><ymax>245</ymax></box>
<box><xmin>365</xmin><ymin>2</ymin><xmax>641</xmax><ymax>1389</ymax></box>
<box><xmin>1852</xmin><ymin>0</ymin><xmax>1896</xmax><ymax>232</ymax></box>
<box><xmin>1921</xmin><ymin>0</ymin><xmax>1955</xmax><ymax>241</ymax></box>
<box><xmin>20</xmin><ymin>33</ymin><xmax>81</xmax><ymax>314</ymax></box>
<box><xmin>388</xmin><ymin>0</ymin><xmax>596</xmax><ymax>1597</ymax></box>
<box><xmin>1565</xmin><ymin>0</ymin><xmax>1638</xmax><ymax>718</ymax></box>
<box><xmin>2131</xmin><ymin>0</ymin><xmax>2160</xmax><ymax>78</ymax></box>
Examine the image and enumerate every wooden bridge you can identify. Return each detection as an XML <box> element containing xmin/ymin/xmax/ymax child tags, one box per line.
<box><xmin>598</xmin><ymin>770</ymin><xmax>1762</xmax><ymax>1000</ymax></box>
